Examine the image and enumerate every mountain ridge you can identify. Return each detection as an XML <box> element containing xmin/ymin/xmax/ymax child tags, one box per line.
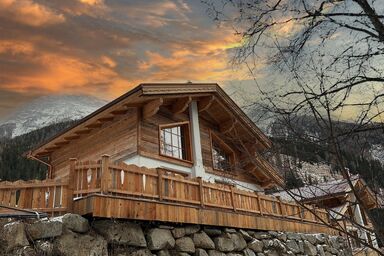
<box><xmin>0</xmin><ymin>95</ymin><xmax>107</xmax><ymax>138</ymax></box>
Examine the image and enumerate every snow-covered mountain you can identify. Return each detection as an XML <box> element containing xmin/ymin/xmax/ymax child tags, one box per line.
<box><xmin>0</xmin><ymin>95</ymin><xmax>107</xmax><ymax>138</ymax></box>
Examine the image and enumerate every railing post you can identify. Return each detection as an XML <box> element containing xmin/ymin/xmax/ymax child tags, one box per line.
<box><xmin>230</xmin><ymin>185</ymin><xmax>237</xmax><ymax>212</ymax></box>
<box><xmin>101</xmin><ymin>155</ymin><xmax>111</xmax><ymax>194</ymax></box>
<box><xmin>67</xmin><ymin>158</ymin><xmax>77</xmax><ymax>212</ymax></box>
<box><xmin>157</xmin><ymin>169</ymin><xmax>163</xmax><ymax>201</ymax></box>
<box><xmin>256</xmin><ymin>193</ymin><xmax>263</xmax><ymax>215</ymax></box>
<box><xmin>197</xmin><ymin>177</ymin><xmax>204</xmax><ymax>208</ymax></box>
<box><xmin>276</xmin><ymin>196</ymin><xmax>285</xmax><ymax>216</ymax></box>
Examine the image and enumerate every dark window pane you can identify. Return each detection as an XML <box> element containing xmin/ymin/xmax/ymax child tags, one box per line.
<box><xmin>212</xmin><ymin>140</ymin><xmax>231</xmax><ymax>171</ymax></box>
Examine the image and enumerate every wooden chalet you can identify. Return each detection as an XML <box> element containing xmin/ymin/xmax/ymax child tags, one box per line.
<box><xmin>273</xmin><ymin>175</ymin><xmax>381</xmax><ymax>249</ymax></box>
<box><xmin>0</xmin><ymin>83</ymin><xmax>334</xmax><ymax>234</ymax></box>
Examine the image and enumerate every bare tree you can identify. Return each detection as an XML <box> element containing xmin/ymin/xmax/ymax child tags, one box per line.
<box><xmin>204</xmin><ymin>0</ymin><xmax>384</xmax><ymax>253</ymax></box>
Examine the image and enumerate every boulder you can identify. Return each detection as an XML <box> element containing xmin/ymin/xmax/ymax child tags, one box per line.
<box><xmin>228</xmin><ymin>233</ymin><xmax>247</xmax><ymax>251</ymax></box>
<box><xmin>171</xmin><ymin>227</ymin><xmax>186</xmax><ymax>239</ymax></box>
<box><xmin>227</xmin><ymin>254</ymin><xmax>242</xmax><ymax>256</ymax></box>
<box><xmin>2</xmin><ymin>221</ymin><xmax>29</xmax><ymax>251</ymax></box>
<box><xmin>286</xmin><ymin>232</ymin><xmax>301</xmax><ymax>241</ymax></box>
<box><xmin>303</xmin><ymin>240</ymin><xmax>317</xmax><ymax>256</ymax></box>
<box><xmin>195</xmin><ymin>248</ymin><xmax>209</xmax><ymax>256</ymax></box>
<box><xmin>253</xmin><ymin>232</ymin><xmax>271</xmax><ymax>240</ymax></box>
<box><xmin>268</xmin><ymin>231</ymin><xmax>278</xmax><ymax>237</ymax></box>
<box><xmin>243</xmin><ymin>248</ymin><xmax>256</xmax><ymax>256</ymax></box>
<box><xmin>277</xmin><ymin>233</ymin><xmax>287</xmax><ymax>242</ymax></box>
<box><xmin>239</xmin><ymin>229</ymin><xmax>253</xmax><ymax>241</ymax></box>
<box><xmin>224</xmin><ymin>228</ymin><xmax>237</xmax><ymax>233</ymax></box>
<box><xmin>26</xmin><ymin>220</ymin><xmax>62</xmax><ymax>240</ymax></box>
<box><xmin>214</xmin><ymin>235</ymin><xmax>235</xmax><ymax>252</ymax></box>
<box><xmin>184</xmin><ymin>225</ymin><xmax>200</xmax><ymax>235</ymax></box>
<box><xmin>12</xmin><ymin>246</ymin><xmax>37</xmax><ymax>256</ymax></box>
<box><xmin>147</xmin><ymin>228</ymin><xmax>175</xmax><ymax>250</ymax></box>
<box><xmin>192</xmin><ymin>231</ymin><xmax>215</xmax><ymax>249</ymax></box>
<box><xmin>157</xmin><ymin>250</ymin><xmax>171</xmax><ymax>256</ymax></box>
<box><xmin>317</xmin><ymin>244</ymin><xmax>326</xmax><ymax>256</ymax></box>
<box><xmin>315</xmin><ymin>234</ymin><xmax>326</xmax><ymax>244</ymax></box>
<box><xmin>62</xmin><ymin>213</ymin><xmax>89</xmax><ymax>233</ymax></box>
<box><xmin>265</xmin><ymin>250</ymin><xmax>279</xmax><ymax>256</ymax></box>
<box><xmin>203</xmin><ymin>228</ymin><xmax>222</xmax><ymax>236</ymax></box>
<box><xmin>36</xmin><ymin>240</ymin><xmax>54</xmax><ymax>255</ymax></box>
<box><xmin>302</xmin><ymin>234</ymin><xmax>316</xmax><ymax>245</ymax></box>
<box><xmin>248</xmin><ymin>239</ymin><xmax>263</xmax><ymax>253</ymax></box>
<box><xmin>128</xmin><ymin>249</ymin><xmax>153</xmax><ymax>256</ymax></box>
<box><xmin>286</xmin><ymin>240</ymin><xmax>300</xmax><ymax>254</ymax></box>
<box><xmin>207</xmin><ymin>250</ymin><xmax>226</xmax><ymax>256</ymax></box>
<box><xmin>53</xmin><ymin>231</ymin><xmax>108</xmax><ymax>256</ymax></box>
<box><xmin>93</xmin><ymin>220</ymin><xmax>146</xmax><ymax>247</ymax></box>
<box><xmin>175</xmin><ymin>237</ymin><xmax>195</xmax><ymax>253</ymax></box>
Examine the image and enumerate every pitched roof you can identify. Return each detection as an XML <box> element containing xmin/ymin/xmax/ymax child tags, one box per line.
<box><xmin>273</xmin><ymin>175</ymin><xmax>360</xmax><ymax>201</ymax></box>
<box><xmin>29</xmin><ymin>83</ymin><xmax>272</xmax><ymax>157</ymax></box>
<box><xmin>273</xmin><ymin>175</ymin><xmax>382</xmax><ymax>209</ymax></box>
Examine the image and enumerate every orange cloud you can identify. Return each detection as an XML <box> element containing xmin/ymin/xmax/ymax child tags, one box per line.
<box><xmin>79</xmin><ymin>0</ymin><xmax>104</xmax><ymax>5</ymax></box>
<box><xmin>0</xmin><ymin>0</ymin><xmax>65</xmax><ymax>27</ymax></box>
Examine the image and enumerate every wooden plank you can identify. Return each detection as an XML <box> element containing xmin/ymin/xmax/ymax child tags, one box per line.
<box><xmin>101</xmin><ymin>155</ymin><xmax>111</xmax><ymax>193</ymax></box>
<box><xmin>78</xmin><ymin>195</ymin><xmax>336</xmax><ymax>235</ymax></box>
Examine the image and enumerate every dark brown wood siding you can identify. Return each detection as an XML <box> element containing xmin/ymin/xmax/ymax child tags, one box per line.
<box><xmin>50</xmin><ymin>108</ymin><xmax>138</xmax><ymax>180</ymax></box>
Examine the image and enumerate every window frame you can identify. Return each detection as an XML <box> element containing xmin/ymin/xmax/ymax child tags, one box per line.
<box><xmin>158</xmin><ymin>121</ymin><xmax>193</xmax><ymax>163</ymax></box>
<box><xmin>210</xmin><ymin>131</ymin><xmax>236</xmax><ymax>173</ymax></box>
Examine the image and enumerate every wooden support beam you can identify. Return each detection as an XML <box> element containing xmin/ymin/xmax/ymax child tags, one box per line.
<box><xmin>67</xmin><ymin>158</ymin><xmax>77</xmax><ymax>212</ymax></box>
<box><xmin>198</xmin><ymin>96</ymin><xmax>214</xmax><ymax>112</ymax></box>
<box><xmin>172</xmin><ymin>96</ymin><xmax>192</xmax><ymax>114</ymax></box>
<box><xmin>45</xmin><ymin>146</ymin><xmax>60</xmax><ymax>151</ymax></box>
<box><xmin>86</xmin><ymin>121</ymin><xmax>103</xmax><ymax>128</ymax></box>
<box><xmin>111</xmin><ymin>109</ymin><xmax>128</xmax><ymax>115</ymax></box>
<box><xmin>220</xmin><ymin>119</ymin><xmax>237</xmax><ymax>134</ymax></box>
<box><xmin>64</xmin><ymin>135</ymin><xmax>80</xmax><ymax>141</ymax></box>
<box><xmin>98</xmin><ymin>116</ymin><xmax>114</xmax><ymax>122</ymax></box>
<box><xmin>54</xmin><ymin>141</ymin><xmax>70</xmax><ymax>146</ymax></box>
<box><xmin>75</xmin><ymin>129</ymin><xmax>91</xmax><ymax>135</ymax></box>
<box><xmin>143</xmin><ymin>98</ymin><xmax>163</xmax><ymax>120</ymax></box>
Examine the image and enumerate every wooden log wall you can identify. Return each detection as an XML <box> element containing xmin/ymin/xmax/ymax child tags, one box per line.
<box><xmin>50</xmin><ymin>108</ymin><xmax>138</xmax><ymax>180</ymax></box>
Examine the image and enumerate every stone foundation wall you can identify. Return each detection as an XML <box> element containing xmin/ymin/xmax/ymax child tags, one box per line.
<box><xmin>0</xmin><ymin>214</ymin><xmax>351</xmax><ymax>256</ymax></box>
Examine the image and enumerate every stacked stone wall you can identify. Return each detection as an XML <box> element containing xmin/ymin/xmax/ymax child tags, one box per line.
<box><xmin>0</xmin><ymin>214</ymin><xmax>351</xmax><ymax>256</ymax></box>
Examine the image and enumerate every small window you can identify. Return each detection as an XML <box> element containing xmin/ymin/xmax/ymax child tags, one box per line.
<box><xmin>159</xmin><ymin>122</ymin><xmax>191</xmax><ymax>161</ymax></box>
<box><xmin>211</xmin><ymin>133</ymin><xmax>234</xmax><ymax>172</ymax></box>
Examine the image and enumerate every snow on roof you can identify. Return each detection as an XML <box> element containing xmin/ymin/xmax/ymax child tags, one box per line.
<box><xmin>273</xmin><ymin>175</ymin><xmax>360</xmax><ymax>202</ymax></box>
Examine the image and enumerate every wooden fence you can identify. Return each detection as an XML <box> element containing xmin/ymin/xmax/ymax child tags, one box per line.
<box><xmin>68</xmin><ymin>156</ymin><xmax>329</xmax><ymax>224</ymax></box>
<box><xmin>0</xmin><ymin>179</ymin><xmax>68</xmax><ymax>215</ymax></box>
<box><xmin>0</xmin><ymin>156</ymin><xmax>329</xmax><ymax>225</ymax></box>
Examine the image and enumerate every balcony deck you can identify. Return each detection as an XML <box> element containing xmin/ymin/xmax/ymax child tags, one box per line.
<box><xmin>0</xmin><ymin>156</ymin><xmax>336</xmax><ymax>234</ymax></box>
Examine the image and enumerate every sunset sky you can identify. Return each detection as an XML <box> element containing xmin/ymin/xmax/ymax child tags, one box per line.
<box><xmin>0</xmin><ymin>0</ymin><xmax>263</xmax><ymax>118</ymax></box>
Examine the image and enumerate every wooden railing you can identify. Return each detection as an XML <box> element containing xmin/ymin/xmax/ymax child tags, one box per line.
<box><xmin>0</xmin><ymin>179</ymin><xmax>68</xmax><ymax>215</ymax></box>
<box><xmin>69</xmin><ymin>156</ymin><xmax>329</xmax><ymax>224</ymax></box>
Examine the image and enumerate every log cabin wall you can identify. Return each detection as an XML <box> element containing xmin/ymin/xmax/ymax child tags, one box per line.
<box><xmin>133</xmin><ymin>107</ymin><xmax>193</xmax><ymax>173</ymax></box>
<box><xmin>198</xmin><ymin>115</ymin><xmax>262</xmax><ymax>191</ymax></box>
<box><xmin>50</xmin><ymin>108</ymin><xmax>138</xmax><ymax>180</ymax></box>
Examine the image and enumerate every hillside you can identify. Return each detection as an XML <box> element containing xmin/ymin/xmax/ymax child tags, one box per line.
<box><xmin>0</xmin><ymin>120</ymin><xmax>76</xmax><ymax>181</ymax></box>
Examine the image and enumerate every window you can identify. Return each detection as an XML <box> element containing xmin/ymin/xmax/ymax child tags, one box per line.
<box><xmin>211</xmin><ymin>133</ymin><xmax>234</xmax><ymax>172</ymax></box>
<box><xmin>159</xmin><ymin>122</ymin><xmax>191</xmax><ymax>161</ymax></box>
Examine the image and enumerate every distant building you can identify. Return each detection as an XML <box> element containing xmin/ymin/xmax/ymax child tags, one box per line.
<box><xmin>273</xmin><ymin>175</ymin><xmax>382</xmax><ymax>250</ymax></box>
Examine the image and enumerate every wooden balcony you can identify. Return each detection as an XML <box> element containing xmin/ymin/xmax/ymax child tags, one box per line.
<box><xmin>0</xmin><ymin>156</ymin><xmax>335</xmax><ymax>234</ymax></box>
